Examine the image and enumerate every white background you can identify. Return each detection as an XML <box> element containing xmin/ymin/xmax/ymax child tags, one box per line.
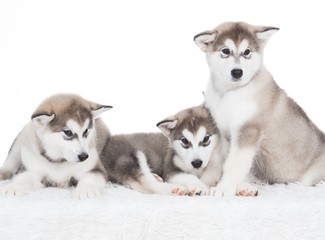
<box><xmin>1</xmin><ymin>0</ymin><xmax>325</xmax><ymax>165</ymax></box>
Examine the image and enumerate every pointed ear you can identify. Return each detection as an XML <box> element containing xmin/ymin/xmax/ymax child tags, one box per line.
<box><xmin>194</xmin><ymin>31</ymin><xmax>217</xmax><ymax>52</ymax></box>
<box><xmin>256</xmin><ymin>27</ymin><xmax>279</xmax><ymax>41</ymax></box>
<box><xmin>156</xmin><ymin>118</ymin><xmax>178</xmax><ymax>136</ymax></box>
<box><xmin>91</xmin><ymin>105</ymin><xmax>112</xmax><ymax>119</ymax></box>
<box><xmin>32</xmin><ymin>114</ymin><xmax>55</xmax><ymax>126</ymax></box>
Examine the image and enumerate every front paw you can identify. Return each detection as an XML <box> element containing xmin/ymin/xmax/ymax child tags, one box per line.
<box><xmin>170</xmin><ymin>185</ymin><xmax>188</xmax><ymax>196</ymax></box>
<box><xmin>1</xmin><ymin>183</ymin><xmax>27</xmax><ymax>197</ymax></box>
<box><xmin>73</xmin><ymin>185</ymin><xmax>101</xmax><ymax>199</ymax></box>
<box><xmin>236</xmin><ymin>183</ymin><xmax>258</xmax><ymax>197</ymax></box>
<box><xmin>188</xmin><ymin>183</ymin><xmax>209</xmax><ymax>196</ymax></box>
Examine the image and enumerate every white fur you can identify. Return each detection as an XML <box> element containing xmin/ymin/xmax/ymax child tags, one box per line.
<box><xmin>205</xmin><ymin>79</ymin><xmax>258</xmax><ymax>136</ymax></box>
<box><xmin>73</xmin><ymin>172</ymin><xmax>106</xmax><ymax>198</ymax></box>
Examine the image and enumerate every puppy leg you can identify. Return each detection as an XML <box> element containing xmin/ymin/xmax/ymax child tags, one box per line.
<box><xmin>167</xmin><ymin>173</ymin><xmax>209</xmax><ymax>196</ymax></box>
<box><xmin>210</xmin><ymin>146</ymin><xmax>256</xmax><ymax>197</ymax></box>
<box><xmin>1</xmin><ymin>171</ymin><xmax>43</xmax><ymax>196</ymax></box>
<box><xmin>136</xmin><ymin>151</ymin><xmax>187</xmax><ymax>196</ymax></box>
<box><xmin>73</xmin><ymin>172</ymin><xmax>106</xmax><ymax>199</ymax></box>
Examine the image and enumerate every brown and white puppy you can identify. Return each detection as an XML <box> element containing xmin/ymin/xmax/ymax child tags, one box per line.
<box><xmin>0</xmin><ymin>93</ymin><xmax>111</xmax><ymax>198</ymax></box>
<box><xmin>157</xmin><ymin>105</ymin><xmax>227</xmax><ymax>195</ymax></box>
<box><xmin>194</xmin><ymin>21</ymin><xmax>325</xmax><ymax>196</ymax></box>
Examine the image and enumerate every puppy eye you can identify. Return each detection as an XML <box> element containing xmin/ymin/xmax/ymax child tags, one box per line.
<box><xmin>221</xmin><ymin>48</ymin><xmax>231</xmax><ymax>58</ymax></box>
<box><xmin>63</xmin><ymin>130</ymin><xmax>73</xmax><ymax>139</ymax></box>
<box><xmin>221</xmin><ymin>48</ymin><xmax>230</xmax><ymax>55</ymax></box>
<box><xmin>83</xmin><ymin>129</ymin><xmax>89</xmax><ymax>138</ymax></box>
<box><xmin>203</xmin><ymin>135</ymin><xmax>210</xmax><ymax>143</ymax></box>
<box><xmin>202</xmin><ymin>135</ymin><xmax>211</xmax><ymax>146</ymax></box>
<box><xmin>180</xmin><ymin>137</ymin><xmax>190</xmax><ymax>149</ymax></box>
<box><xmin>243</xmin><ymin>48</ymin><xmax>251</xmax><ymax>58</ymax></box>
<box><xmin>244</xmin><ymin>49</ymin><xmax>250</xmax><ymax>55</ymax></box>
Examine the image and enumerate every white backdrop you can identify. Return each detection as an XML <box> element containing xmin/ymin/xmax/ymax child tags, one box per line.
<box><xmin>1</xmin><ymin>0</ymin><xmax>324</xmax><ymax>165</ymax></box>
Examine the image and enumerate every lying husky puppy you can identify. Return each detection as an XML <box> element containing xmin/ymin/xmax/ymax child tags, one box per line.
<box><xmin>194</xmin><ymin>21</ymin><xmax>325</xmax><ymax>196</ymax></box>
<box><xmin>157</xmin><ymin>105</ymin><xmax>227</xmax><ymax>195</ymax></box>
<box><xmin>100</xmin><ymin>105</ymin><xmax>225</xmax><ymax>196</ymax></box>
<box><xmin>0</xmin><ymin>93</ymin><xmax>111</xmax><ymax>198</ymax></box>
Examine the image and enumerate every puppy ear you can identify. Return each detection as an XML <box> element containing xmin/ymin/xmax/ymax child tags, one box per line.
<box><xmin>194</xmin><ymin>31</ymin><xmax>217</xmax><ymax>52</ymax></box>
<box><xmin>256</xmin><ymin>27</ymin><xmax>279</xmax><ymax>41</ymax></box>
<box><xmin>91</xmin><ymin>105</ymin><xmax>112</xmax><ymax>119</ymax></box>
<box><xmin>32</xmin><ymin>113</ymin><xmax>55</xmax><ymax>126</ymax></box>
<box><xmin>156</xmin><ymin>117</ymin><xmax>178</xmax><ymax>136</ymax></box>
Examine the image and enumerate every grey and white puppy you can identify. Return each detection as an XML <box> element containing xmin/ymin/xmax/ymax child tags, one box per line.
<box><xmin>100</xmin><ymin>105</ymin><xmax>226</xmax><ymax>196</ymax></box>
<box><xmin>0</xmin><ymin>93</ymin><xmax>111</xmax><ymax>198</ymax></box>
<box><xmin>194</xmin><ymin>21</ymin><xmax>325</xmax><ymax>196</ymax></box>
<box><xmin>157</xmin><ymin>105</ymin><xmax>227</xmax><ymax>195</ymax></box>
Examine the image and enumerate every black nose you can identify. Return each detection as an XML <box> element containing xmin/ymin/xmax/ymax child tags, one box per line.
<box><xmin>231</xmin><ymin>69</ymin><xmax>243</xmax><ymax>80</ymax></box>
<box><xmin>78</xmin><ymin>153</ymin><xmax>89</xmax><ymax>162</ymax></box>
<box><xmin>191</xmin><ymin>159</ymin><xmax>203</xmax><ymax>169</ymax></box>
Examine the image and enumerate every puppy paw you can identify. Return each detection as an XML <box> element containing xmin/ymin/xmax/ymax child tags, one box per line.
<box><xmin>2</xmin><ymin>183</ymin><xmax>27</xmax><ymax>197</ymax></box>
<box><xmin>73</xmin><ymin>185</ymin><xmax>101</xmax><ymax>199</ymax></box>
<box><xmin>171</xmin><ymin>185</ymin><xmax>188</xmax><ymax>196</ymax></box>
<box><xmin>236</xmin><ymin>183</ymin><xmax>258</xmax><ymax>197</ymax></box>
<box><xmin>187</xmin><ymin>183</ymin><xmax>209</xmax><ymax>196</ymax></box>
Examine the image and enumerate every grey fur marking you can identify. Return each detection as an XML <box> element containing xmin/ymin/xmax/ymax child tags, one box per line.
<box><xmin>100</xmin><ymin>132</ymin><xmax>168</xmax><ymax>183</ymax></box>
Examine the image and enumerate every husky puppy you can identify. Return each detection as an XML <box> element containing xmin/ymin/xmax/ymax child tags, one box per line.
<box><xmin>100</xmin><ymin>132</ymin><xmax>188</xmax><ymax>195</ymax></box>
<box><xmin>194</xmin><ymin>21</ymin><xmax>325</xmax><ymax>196</ymax></box>
<box><xmin>157</xmin><ymin>105</ymin><xmax>227</xmax><ymax>195</ymax></box>
<box><xmin>0</xmin><ymin>93</ymin><xmax>111</xmax><ymax>198</ymax></box>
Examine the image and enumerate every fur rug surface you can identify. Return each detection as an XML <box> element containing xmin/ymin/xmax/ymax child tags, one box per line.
<box><xmin>1</xmin><ymin>180</ymin><xmax>325</xmax><ymax>240</ymax></box>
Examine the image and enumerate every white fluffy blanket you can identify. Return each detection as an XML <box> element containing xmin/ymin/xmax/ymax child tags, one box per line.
<box><xmin>1</xmin><ymin>180</ymin><xmax>325</xmax><ymax>240</ymax></box>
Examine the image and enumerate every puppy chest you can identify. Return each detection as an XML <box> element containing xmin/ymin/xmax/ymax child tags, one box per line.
<box><xmin>210</xmin><ymin>94</ymin><xmax>257</xmax><ymax>133</ymax></box>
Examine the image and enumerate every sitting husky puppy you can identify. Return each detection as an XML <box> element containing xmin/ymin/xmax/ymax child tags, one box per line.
<box><xmin>194</xmin><ymin>21</ymin><xmax>325</xmax><ymax>196</ymax></box>
<box><xmin>0</xmin><ymin>93</ymin><xmax>111</xmax><ymax>198</ymax></box>
<box><xmin>157</xmin><ymin>105</ymin><xmax>227</xmax><ymax>195</ymax></box>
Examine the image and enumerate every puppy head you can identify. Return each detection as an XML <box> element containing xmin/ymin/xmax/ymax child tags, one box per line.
<box><xmin>194</xmin><ymin>22</ymin><xmax>279</xmax><ymax>91</ymax></box>
<box><xmin>31</xmin><ymin>93</ymin><xmax>112</xmax><ymax>163</ymax></box>
<box><xmin>157</xmin><ymin>105</ymin><xmax>219</xmax><ymax>171</ymax></box>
